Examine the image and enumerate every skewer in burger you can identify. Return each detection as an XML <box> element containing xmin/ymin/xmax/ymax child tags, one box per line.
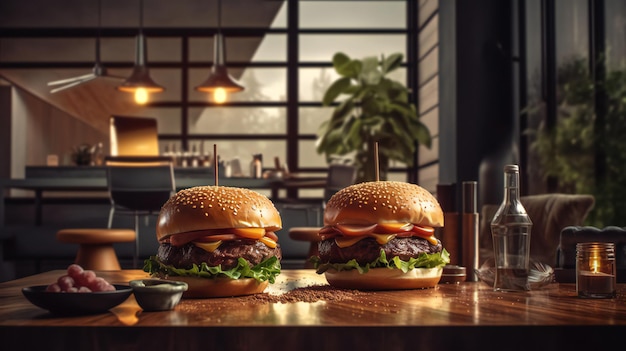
<box><xmin>312</xmin><ymin>181</ymin><xmax>449</xmax><ymax>290</ymax></box>
<box><xmin>143</xmin><ymin>185</ymin><xmax>282</xmax><ymax>298</ymax></box>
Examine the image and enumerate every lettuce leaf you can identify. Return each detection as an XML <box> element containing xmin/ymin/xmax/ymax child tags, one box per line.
<box><xmin>311</xmin><ymin>248</ymin><xmax>450</xmax><ymax>274</ymax></box>
<box><xmin>143</xmin><ymin>256</ymin><xmax>281</xmax><ymax>284</ymax></box>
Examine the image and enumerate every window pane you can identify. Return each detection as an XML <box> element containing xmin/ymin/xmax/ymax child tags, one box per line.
<box><xmin>300</xmin><ymin>1</ymin><xmax>405</xmax><ymax>29</ymax></box>
<box><xmin>188</xmin><ymin>107</ymin><xmax>286</xmax><ymax>135</ymax></box>
<box><xmin>144</xmin><ymin>38</ymin><xmax>181</xmax><ymax>62</ymax></box>
<box><xmin>136</xmin><ymin>108</ymin><xmax>182</xmax><ymax>134</ymax></box>
<box><xmin>418</xmin><ymin>163</ymin><xmax>439</xmax><ymax>193</ymax></box>
<box><xmin>299</xmin><ymin>140</ymin><xmax>327</xmax><ymax>168</ymax></box>
<box><xmin>188</xmin><ymin>68</ymin><xmax>286</xmax><ymax>102</ymax></box>
<box><xmin>555</xmin><ymin>0</ymin><xmax>588</xmax><ymax>63</ymax></box>
<box><xmin>299</xmin><ymin>67</ymin><xmax>339</xmax><ymax>102</ymax></box>
<box><xmin>299</xmin><ymin>67</ymin><xmax>406</xmax><ymax>102</ymax></box>
<box><xmin>299</xmin><ymin>34</ymin><xmax>406</xmax><ymax>62</ymax></box>
<box><xmin>0</xmin><ymin>38</ymin><xmax>93</xmax><ymax>62</ymax></box>
<box><xmin>299</xmin><ymin>107</ymin><xmax>333</xmax><ymax>134</ymax></box>
<box><xmin>196</xmin><ymin>140</ymin><xmax>286</xmax><ymax>180</ymax></box>
<box><xmin>189</xmin><ymin>35</ymin><xmax>286</xmax><ymax>63</ymax></box>
<box><xmin>604</xmin><ymin>0</ymin><xmax>626</xmax><ymax>71</ymax></box>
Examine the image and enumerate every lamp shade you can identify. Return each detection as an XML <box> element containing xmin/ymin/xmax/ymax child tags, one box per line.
<box><xmin>116</xmin><ymin>33</ymin><xmax>165</xmax><ymax>94</ymax></box>
<box><xmin>194</xmin><ymin>33</ymin><xmax>244</xmax><ymax>93</ymax></box>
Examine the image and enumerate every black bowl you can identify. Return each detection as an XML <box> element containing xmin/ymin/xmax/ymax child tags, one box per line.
<box><xmin>22</xmin><ymin>285</ymin><xmax>133</xmax><ymax>315</ymax></box>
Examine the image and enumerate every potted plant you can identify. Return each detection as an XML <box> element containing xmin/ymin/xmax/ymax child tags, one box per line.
<box><xmin>316</xmin><ymin>52</ymin><xmax>431</xmax><ymax>183</ymax></box>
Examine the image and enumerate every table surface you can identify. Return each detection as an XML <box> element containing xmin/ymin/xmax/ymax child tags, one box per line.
<box><xmin>1</xmin><ymin>269</ymin><xmax>626</xmax><ymax>350</ymax></box>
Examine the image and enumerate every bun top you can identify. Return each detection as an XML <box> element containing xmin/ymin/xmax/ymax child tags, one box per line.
<box><xmin>156</xmin><ymin>186</ymin><xmax>282</xmax><ymax>241</ymax></box>
<box><xmin>323</xmin><ymin>181</ymin><xmax>444</xmax><ymax>227</ymax></box>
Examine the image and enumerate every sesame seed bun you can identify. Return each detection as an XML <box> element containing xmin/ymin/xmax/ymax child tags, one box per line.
<box><xmin>323</xmin><ymin>181</ymin><xmax>444</xmax><ymax>227</ymax></box>
<box><xmin>324</xmin><ymin>267</ymin><xmax>443</xmax><ymax>290</ymax></box>
<box><xmin>156</xmin><ymin>275</ymin><xmax>269</xmax><ymax>298</ymax></box>
<box><xmin>156</xmin><ymin>185</ymin><xmax>282</xmax><ymax>242</ymax></box>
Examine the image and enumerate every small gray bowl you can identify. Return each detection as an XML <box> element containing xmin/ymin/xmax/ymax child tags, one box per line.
<box><xmin>130</xmin><ymin>279</ymin><xmax>188</xmax><ymax>311</ymax></box>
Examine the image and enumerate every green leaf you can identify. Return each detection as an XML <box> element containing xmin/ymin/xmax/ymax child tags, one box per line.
<box><xmin>332</xmin><ymin>52</ymin><xmax>351</xmax><ymax>70</ymax></box>
<box><xmin>360</xmin><ymin>56</ymin><xmax>382</xmax><ymax>85</ymax></box>
<box><xmin>143</xmin><ymin>255</ymin><xmax>282</xmax><ymax>284</ymax></box>
<box><xmin>334</xmin><ymin>53</ymin><xmax>362</xmax><ymax>78</ymax></box>
<box><xmin>313</xmin><ymin>248</ymin><xmax>450</xmax><ymax>274</ymax></box>
<box><xmin>382</xmin><ymin>53</ymin><xmax>403</xmax><ymax>74</ymax></box>
<box><xmin>322</xmin><ymin>77</ymin><xmax>352</xmax><ymax>106</ymax></box>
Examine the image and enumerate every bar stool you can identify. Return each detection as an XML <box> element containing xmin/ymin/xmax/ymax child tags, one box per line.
<box><xmin>56</xmin><ymin>228</ymin><xmax>136</xmax><ymax>270</ymax></box>
<box><xmin>288</xmin><ymin>227</ymin><xmax>322</xmax><ymax>268</ymax></box>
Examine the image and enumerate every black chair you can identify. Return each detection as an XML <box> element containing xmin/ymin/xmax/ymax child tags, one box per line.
<box><xmin>105</xmin><ymin>156</ymin><xmax>175</xmax><ymax>267</ymax></box>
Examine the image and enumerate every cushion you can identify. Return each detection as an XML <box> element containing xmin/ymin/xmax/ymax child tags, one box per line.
<box><xmin>479</xmin><ymin>194</ymin><xmax>595</xmax><ymax>266</ymax></box>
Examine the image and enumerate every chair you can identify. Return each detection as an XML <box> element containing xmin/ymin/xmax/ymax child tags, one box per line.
<box><xmin>105</xmin><ymin>156</ymin><xmax>175</xmax><ymax>267</ymax></box>
<box><xmin>56</xmin><ymin>228</ymin><xmax>136</xmax><ymax>270</ymax></box>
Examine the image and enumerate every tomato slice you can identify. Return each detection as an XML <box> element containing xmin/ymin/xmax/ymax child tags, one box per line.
<box><xmin>375</xmin><ymin>222</ymin><xmax>413</xmax><ymax>234</ymax></box>
<box><xmin>265</xmin><ymin>231</ymin><xmax>279</xmax><ymax>242</ymax></box>
<box><xmin>232</xmin><ymin>227</ymin><xmax>265</xmax><ymax>240</ymax></box>
<box><xmin>194</xmin><ymin>234</ymin><xmax>238</xmax><ymax>242</ymax></box>
<box><xmin>336</xmin><ymin>224</ymin><xmax>377</xmax><ymax>236</ymax></box>
<box><xmin>169</xmin><ymin>230</ymin><xmax>219</xmax><ymax>246</ymax></box>
<box><xmin>412</xmin><ymin>225</ymin><xmax>435</xmax><ymax>236</ymax></box>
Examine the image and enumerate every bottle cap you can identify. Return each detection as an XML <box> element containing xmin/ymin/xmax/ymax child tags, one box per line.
<box><xmin>439</xmin><ymin>265</ymin><xmax>467</xmax><ymax>284</ymax></box>
<box><xmin>504</xmin><ymin>164</ymin><xmax>519</xmax><ymax>172</ymax></box>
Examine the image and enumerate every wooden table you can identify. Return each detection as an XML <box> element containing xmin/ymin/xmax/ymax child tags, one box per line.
<box><xmin>1</xmin><ymin>269</ymin><xmax>625</xmax><ymax>351</ymax></box>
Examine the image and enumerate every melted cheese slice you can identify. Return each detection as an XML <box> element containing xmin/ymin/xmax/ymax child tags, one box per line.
<box><xmin>258</xmin><ymin>236</ymin><xmax>277</xmax><ymax>248</ymax></box>
<box><xmin>193</xmin><ymin>236</ymin><xmax>277</xmax><ymax>252</ymax></box>
<box><xmin>193</xmin><ymin>240</ymin><xmax>222</xmax><ymax>252</ymax></box>
<box><xmin>416</xmin><ymin>233</ymin><xmax>439</xmax><ymax>246</ymax></box>
<box><xmin>333</xmin><ymin>223</ymin><xmax>439</xmax><ymax>247</ymax></box>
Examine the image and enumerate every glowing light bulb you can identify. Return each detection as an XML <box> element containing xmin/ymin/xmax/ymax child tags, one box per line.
<box><xmin>134</xmin><ymin>88</ymin><xmax>149</xmax><ymax>105</ymax></box>
<box><xmin>214</xmin><ymin>87</ymin><xmax>227</xmax><ymax>104</ymax></box>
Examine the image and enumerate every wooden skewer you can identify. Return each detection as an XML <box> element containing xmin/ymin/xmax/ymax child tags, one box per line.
<box><xmin>213</xmin><ymin>144</ymin><xmax>218</xmax><ymax>186</ymax></box>
<box><xmin>374</xmin><ymin>142</ymin><xmax>380</xmax><ymax>181</ymax></box>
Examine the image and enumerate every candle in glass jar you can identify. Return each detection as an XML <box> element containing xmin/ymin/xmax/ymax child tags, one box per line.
<box><xmin>576</xmin><ymin>242</ymin><xmax>616</xmax><ymax>299</ymax></box>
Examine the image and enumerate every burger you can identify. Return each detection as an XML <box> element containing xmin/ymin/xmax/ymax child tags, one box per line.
<box><xmin>312</xmin><ymin>181</ymin><xmax>449</xmax><ymax>290</ymax></box>
<box><xmin>143</xmin><ymin>185</ymin><xmax>282</xmax><ymax>298</ymax></box>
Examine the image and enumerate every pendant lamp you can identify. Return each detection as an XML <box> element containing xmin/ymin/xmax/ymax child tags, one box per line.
<box><xmin>116</xmin><ymin>0</ymin><xmax>164</xmax><ymax>105</ymax></box>
<box><xmin>194</xmin><ymin>0</ymin><xmax>244</xmax><ymax>104</ymax></box>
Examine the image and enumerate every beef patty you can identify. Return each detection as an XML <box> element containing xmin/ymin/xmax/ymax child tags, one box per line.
<box><xmin>318</xmin><ymin>236</ymin><xmax>442</xmax><ymax>265</ymax></box>
<box><xmin>156</xmin><ymin>239</ymin><xmax>282</xmax><ymax>270</ymax></box>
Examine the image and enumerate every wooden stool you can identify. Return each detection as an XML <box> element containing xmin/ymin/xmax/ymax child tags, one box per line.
<box><xmin>56</xmin><ymin>228</ymin><xmax>136</xmax><ymax>270</ymax></box>
<box><xmin>288</xmin><ymin>227</ymin><xmax>322</xmax><ymax>268</ymax></box>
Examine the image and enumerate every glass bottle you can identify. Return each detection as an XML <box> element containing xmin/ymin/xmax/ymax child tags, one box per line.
<box><xmin>490</xmin><ymin>164</ymin><xmax>533</xmax><ymax>291</ymax></box>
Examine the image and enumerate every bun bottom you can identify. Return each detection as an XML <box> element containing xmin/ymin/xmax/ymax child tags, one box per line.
<box><xmin>161</xmin><ymin>276</ymin><xmax>269</xmax><ymax>298</ymax></box>
<box><xmin>324</xmin><ymin>267</ymin><xmax>443</xmax><ymax>290</ymax></box>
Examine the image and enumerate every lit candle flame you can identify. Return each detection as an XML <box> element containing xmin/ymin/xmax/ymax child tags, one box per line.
<box><xmin>591</xmin><ymin>248</ymin><xmax>600</xmax><ymax>273</ymax></box>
